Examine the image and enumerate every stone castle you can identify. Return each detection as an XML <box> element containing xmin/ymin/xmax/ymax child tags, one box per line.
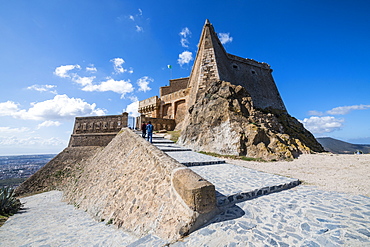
<box><xmin>15</xmin><ymin>20</ymin><xmax>324</xmax><ymax>241</ymax></box>
<box><xmin>138</xmin><ymin>19</ymin><xmax>323</xmax><ymax>159</ymax></box>
<box><xmin>138</xmin><ymin>20</ymin><xmax>286</xmax><ymax>131</ymax></box>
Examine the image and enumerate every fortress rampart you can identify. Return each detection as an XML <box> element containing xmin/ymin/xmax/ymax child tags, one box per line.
<box><xmin>68</xmin><ymin>113</ymin><xmax>128</xmax><ymax>147</ymax></box>
<box><xmin>64</xmin><ymin>128</ymin><xmax>217</xmax><ymax>240</ymax></box>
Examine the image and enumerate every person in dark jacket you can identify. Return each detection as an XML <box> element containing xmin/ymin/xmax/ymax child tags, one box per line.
<box><xmin>141</xmin><ymin>122</ymin><xmax>147</xmax><ymax>138</ymax></box>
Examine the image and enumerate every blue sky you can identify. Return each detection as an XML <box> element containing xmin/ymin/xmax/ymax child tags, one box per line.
<box><xmin>0</xmin><ymin>0</ymin><xmax>369</xmax><ymax>155</ymax></box>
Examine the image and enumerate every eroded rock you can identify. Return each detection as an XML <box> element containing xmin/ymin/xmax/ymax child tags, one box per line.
<box><xmin>178</xmin><ymin>80</ymin><xmax>324</xmax><ymax>160</ymax></box>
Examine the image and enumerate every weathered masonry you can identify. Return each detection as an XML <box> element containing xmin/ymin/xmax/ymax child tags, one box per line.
<box><xmin>68</xmin><ymin>113</ymin><xmax>128</xmax><ymax>147</ymax></box>
<box><xmin>137</xmin><ymin>19</ymin><xmax>287</xmax><ymax>130</ymax></box>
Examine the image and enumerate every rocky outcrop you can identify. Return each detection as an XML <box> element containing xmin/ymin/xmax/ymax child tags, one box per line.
<box><xmin>178</xmin><ymin>80</ymin><xmax>324</xmax><ymax>160</ymax></box>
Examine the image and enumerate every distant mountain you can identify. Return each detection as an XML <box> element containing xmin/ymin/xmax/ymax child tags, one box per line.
<box><xmin>316</xmin><ymin>137</ymin><xmax>370</xmax><ymax>154</ymax></box>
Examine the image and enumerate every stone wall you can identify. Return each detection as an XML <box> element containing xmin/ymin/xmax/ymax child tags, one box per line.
<box><xmin>68</xmin><ymin>113</ymin><xmax>128</xmax><ymax>147</ymax></box>
<box><xmin>160</xmin><ymin>88</ymin><xmax>189</xmax><ymax>120</ymax></box>
<box><xmin>63</xmin><ymin>128</ymin><xmax>217</xmax><ymax>240</ymax></box>
<box><xmin>225</xmin><ymin>54</ymin><xmax>286</xmax><ymax>111</ymax></box>
<box><xmin>136</xmin><ymin>115</ymin><xmax>177</xmax><ymax>131</ymax></box>
<box><xmin>73</xmin><ymin>114</ymin><xmax>128</xmax><ymax>134</ymax></box>
<box><xmin>138</xmin><ymin>96</ymin><xmax>160</xmax><ymax>118</ymax></box>
<box><xmin>68</xmin><ymin>133</ymin><xmax>117</xmax><ymax>147</ymax></box>
<box><xmin>160</xmin><ymin>77</ymin><xmax>189</xmax><ymax>96</ymax></box>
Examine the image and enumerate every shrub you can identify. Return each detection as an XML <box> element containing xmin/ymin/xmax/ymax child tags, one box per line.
<box><xmin>0</xmin><ymin>187</ymin><xmax>22</xmax><ymax>217</ymax></box>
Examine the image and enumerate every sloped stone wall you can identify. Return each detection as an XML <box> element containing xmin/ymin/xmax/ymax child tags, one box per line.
<box><xmin>15</xmin><ymin>146</ymin><xmax>102</xmax><ymax>196</ymax></box>
<box><xmin>16</xmin><ymin>128</ymin><xmax>217</xmax><ymax>241</ymax></box>
<box><xmin>62</xmin><ymin>128</ymin><xmax>217</xmax><ymax>240</ymax></box>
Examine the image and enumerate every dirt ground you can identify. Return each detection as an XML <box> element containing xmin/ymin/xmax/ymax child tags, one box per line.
<box><xmin>227</xmin><ymin>153</ymin><xmax>370</xmax><ymax>197</ymax></box>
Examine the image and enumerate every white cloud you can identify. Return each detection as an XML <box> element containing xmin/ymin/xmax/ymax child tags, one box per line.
<box><xmin>137</xmin><ymin>76</ymin><xmax>153</xmax><ymax>92</ymax></box>
<box><xmin>179</xmin><ymin>27</ymin><xmax>191</xmax><ymax>48</ymax></box>
<box><xmin>54</xmin><ymin>64</ymin><xmax>81</xmax><ymax>78</ymax></box>
<box><xmin>180</xmin><ymin>27</ymin><xmax>191</xmax><ymax>37</ymax></box>
<box><xmin>0</xmin><ymin>101</ymin><xmax>19</xmax><ymax>116</ymax></box>
<box><xmin>308</xmin><ymin>110</ymin><xmax>324</xmax><ymax>116</ymax></box>
<box><xmin>128</xmin><ymin>9</ymin><xmax>143</xmax><ymax>32</ymax></box>
<box><xmin>136</xmin><ymin>25</ymin><xmax>143</xmax><ymax>32</ymax></box>
<box><xmin>54</xmin><ymin>61</ymin><xmax>134</xmax><ymax>97</ymax></box>
<box><xmin>0</xmin><ymin>136</ymin><xmax>66</xmax><ymax>147</ymax></box>
<box><xmin>309</xmin><ymin>104</ymin><xmax>370</xmax><ymax>116</ymax></box>
<box><xmin>27</xmin><ymin>84</ymin><xmax>57</xmax><ymax>94</ymax></box>
<box><xmin>0</xmin><ymin>127</ymin><xmax>29</xmax><ymax>133</ymax></box>
<box><xmin>86</xmin><ymin>65</ymin><xmax>97</xmax><ymax>73</ymax></box>
<box><xmin>177</xmin><ymin>51</ymin><xmax>193</xmax><ymax>66</ymax></box>
<box><xmin>218</xmin><ymin>33</ymin><xmax>233</xmax><ymax>44</ymax></box>
<box><xmin>181</xmin><ymin>38</ymin><xmax>189</xmax><ymax>48</ymax></box>
<box><xmin>125</xmin><ymin>97</ymin><xmax>140</xmax><ymax>117</ymax></box>
<box><xmin>326</xmin><ymin>104</ymin><xmax>370</xmax><ymax>115</ymax></box>
<box><xmin>300</xmin><ymin>116</ymin><xmax>344</xmax><ymax>134</ymax></box>
<box><xmin>110</xmin><ymin>58</ymin><xmax>126</xmax><ymax>74</ymax></box>
<box><xmin>37</xmin><ymin>120</ymin><xmax>61</xmax><ymax>129</ymax></box>
<box><xmin>5</xmin><ymin>94</ymin><xmax>106</xmax><ymax>121</ymax></box>
<box><xmin>73</xmin><ymin>76</ymin><xmax>96</xmax><ymax>87</ymax></box>
<box><xmin>81</xmin><ymin>78</ymin><xmax>134</xmax><ymax>97</ymax></box>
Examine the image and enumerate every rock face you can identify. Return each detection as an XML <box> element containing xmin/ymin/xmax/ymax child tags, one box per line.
<box><xmin>178</xmin><ymin>80</ymin><xmax>324</xmax><ymax>160</ymax></box>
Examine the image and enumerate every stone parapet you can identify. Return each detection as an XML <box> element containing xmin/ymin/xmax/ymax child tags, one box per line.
<box><xmin>73</xmin><ymin>113</ymin><xmax>128</xmax><ymax>134</ymax></box>
<box><xmin>227</xmin><ymin>53</ymin><xmax>271</xmax><ymax>70</ymax></box>
<box><xmin>172</xmin><ymin>168</ymin><xmax>216</xmax><ymax>214</ymax></box>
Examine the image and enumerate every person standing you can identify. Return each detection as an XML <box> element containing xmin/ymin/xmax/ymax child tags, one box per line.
<box><xmin>141</xmin><ymin>121</ymin><xmax>147</xmax><ymax>138</ymax></box>
<box><xmin>146</xmin><ymin>121</ymin><xmax>153</xmax><ymax>143</ymax></box>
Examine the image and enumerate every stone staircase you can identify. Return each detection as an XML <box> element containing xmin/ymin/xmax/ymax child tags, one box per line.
<box><xmin>137</xmin><ymin>131</ymin><xmax>300</xmax><ymax>207</ymax></box>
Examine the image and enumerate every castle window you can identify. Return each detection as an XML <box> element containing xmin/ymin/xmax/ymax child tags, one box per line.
<box><xmin>232</xmin><ymin>64</ymin><xmax>238</xmax><ymax>69</ymax></box>
<box><xmin>251</xmin><ymin>70</ymin><xmax>256</xmax><ymax>75</ymax></box>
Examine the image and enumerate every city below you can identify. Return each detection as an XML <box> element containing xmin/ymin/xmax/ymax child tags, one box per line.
<box><xmin>0</xmin><ymin>154</ymin><xmax>56</xmax><ymax>188</ymax></box>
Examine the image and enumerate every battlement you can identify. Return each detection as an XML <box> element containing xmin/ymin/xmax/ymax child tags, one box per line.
<box><xmin>227</xmin><ymin>53</ymin><xmax>271</xmax><ymax>70</ymax></box>
<box><xmin>68</xmin><ymin>113</ymin><xmax>128</xmax><ymax>147</ymax></box>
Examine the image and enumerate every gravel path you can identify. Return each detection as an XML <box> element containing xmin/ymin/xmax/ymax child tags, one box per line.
<box><xmin>228</xmin><ymin>153</ymin><xmax>370</xmax><ymax>197</ymax></box>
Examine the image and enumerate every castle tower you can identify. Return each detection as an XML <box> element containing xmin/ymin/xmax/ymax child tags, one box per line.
<box><xmin>186</xmin><ymin>19</ymin><xmax>230</xmax><ymax>107</ymax></box>
<box><xmin>186</xmin><ymin>20</ymin><xmax>287</xmax><ymax>112</ymax></box>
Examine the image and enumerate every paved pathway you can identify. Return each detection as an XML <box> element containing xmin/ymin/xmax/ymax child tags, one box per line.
<box><xmin>1</xmin><ymin>133</ymin><xmax>369</xmax><ymax>246</ymax></box>
<box><xmin>151</xmin><ymin>134</ymin><xmax>300</xmax><ymax>207</ymax></box>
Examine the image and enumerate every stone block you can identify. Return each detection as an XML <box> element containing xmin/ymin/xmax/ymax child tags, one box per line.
<box><xmin>172</xmin><ymin>168</ymin><xmax>216</xmax><ymax>214</ymax></box>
